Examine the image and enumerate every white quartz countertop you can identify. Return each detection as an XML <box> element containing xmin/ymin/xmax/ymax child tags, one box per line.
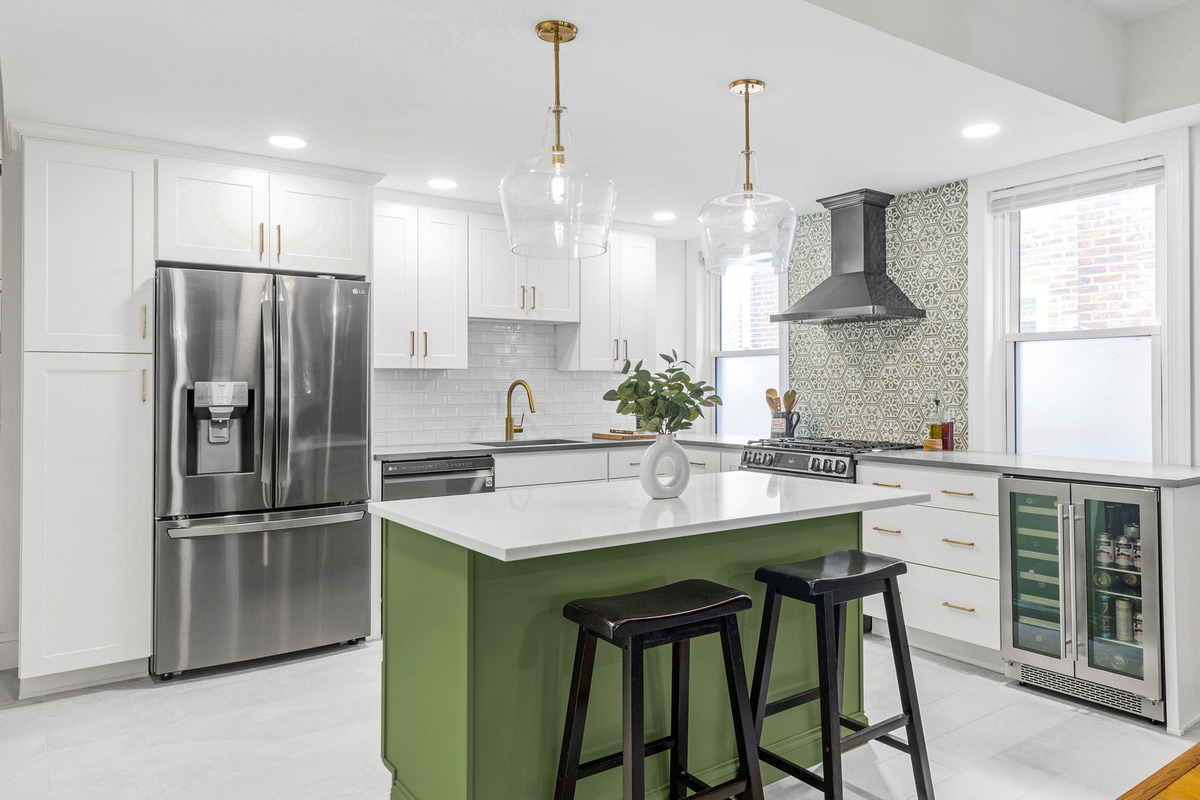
<box><xmin>369</xmin><ymin>471</ymin><xmax>929</xmax><ymax>562</ymax></box>
<box><xmin>856</xmin><ymin>449</ymin><xmax>1200</xmax><ymax>488</ymax></box>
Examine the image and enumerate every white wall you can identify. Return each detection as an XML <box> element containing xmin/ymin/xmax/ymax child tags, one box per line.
<box><xmin>1126</xmin><ymin>0</ymin><xmax>1200</xmax><ymax>120</ymax></box>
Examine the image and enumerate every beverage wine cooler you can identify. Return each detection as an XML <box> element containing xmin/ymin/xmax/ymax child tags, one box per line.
<box><xmin>1000</xmin><ymin>478</ymin><xmax>1164</xmax><ymax>721</ymax></box>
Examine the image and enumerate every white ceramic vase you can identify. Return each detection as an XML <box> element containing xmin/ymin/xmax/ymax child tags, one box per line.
<box><xmin>639</xmin><ymin>432</ymin><xmax>691</xmax><ymax>499</ymax></box>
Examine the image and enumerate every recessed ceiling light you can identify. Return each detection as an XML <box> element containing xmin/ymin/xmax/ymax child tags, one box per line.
<box><xmin>961</xmin><ymin>123</ymin><xmax>1001</xmax><ymax>139</ymax></box>
<box><xmin>427</xmin><ymin>178</ymin><xmax>459</xmax><ymax>190</ymax></box>
<box><xmin>267</xmin><ymin>135</ymin><xmax>307</xmax><ymax>149</ymax></box>
<box><xmin>652</xmin><ymin>211</ymin><xmax>677</xmax><ymax>222</ymax></box>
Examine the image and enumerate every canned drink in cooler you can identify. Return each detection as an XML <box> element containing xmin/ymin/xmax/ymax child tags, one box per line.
<box><xmin>1134</xmin><ymin>611</ymin><xmax>1144</xmax><ymax>645</ymax></box>
<box><xmin>1116</xmin><ymin>598</ymin><xmax>1133</xmax><ymax>642</ymax></box>
<box><xmin>1097</xmin><ymin>533</ymin><xmax>1115</xmax><ymax>566</ymax></box>
<box><xmin>1096</xmin><ymin>594</ymin><xmax>1115</xmax><ymax>638</ymax></box>
<box><xmin>1115</xmin><ymin>535</ymin><xmax>1134</xmax><ymax>569</ymax></box>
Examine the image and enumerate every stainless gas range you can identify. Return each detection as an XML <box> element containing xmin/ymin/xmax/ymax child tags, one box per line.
<box><xmin>740</xmin><ymin>437</ymin><xmax>921</xmax><ymax>481</ymax></box>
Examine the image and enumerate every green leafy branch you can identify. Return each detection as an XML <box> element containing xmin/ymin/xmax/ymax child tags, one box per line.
<box><xmin>602</xmin><ymin>350</ymin><xmax>722</xmax><ymax>434</ymax></box>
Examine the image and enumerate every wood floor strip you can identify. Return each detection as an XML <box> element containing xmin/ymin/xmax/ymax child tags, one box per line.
<box><xmin>1118</xmin><ymin>742</ymin><xmax>1200</xmax><ymax>800</ymax></box>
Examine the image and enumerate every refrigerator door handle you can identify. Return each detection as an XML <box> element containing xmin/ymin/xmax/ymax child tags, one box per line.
<box><xmin>276</xmin><ymin>286</ymin><xmax>293</xmax><ymax>495</ymax></box>
<box><xmin>1057</xmin><ymin>501</ymin><xmax>1075</xmax><ymax>660</ymax></box>
<box><xmin>166</xmin><ymin>510</ymin><xmax>365</xmax><ymax>539</ymax></box>
<box><xmin>261</xmin><ymin>289</ymin><xmax>276</xmax><ymax>505</ymax></box>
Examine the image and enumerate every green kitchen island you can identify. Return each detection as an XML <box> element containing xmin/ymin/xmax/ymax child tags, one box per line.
<box><xmin>369</xmin><ymin>470</ymin><xmax>928</xmax><ymax>800</ymax></box>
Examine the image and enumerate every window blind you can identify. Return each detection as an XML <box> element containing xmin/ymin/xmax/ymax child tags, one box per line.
<box><xmin>989</xmin><ymin>157</ymin><xmax>1164</xmax><ymax>215</ymax></box>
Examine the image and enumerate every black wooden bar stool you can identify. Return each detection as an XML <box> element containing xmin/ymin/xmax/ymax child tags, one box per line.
<box><xmin>553</xmin><ymin>578</ymin><xmax>766</xmax><ymax>800</ymax></box>
<box><xmin>749</xmin><ymin>550</ymin><xmax>935</xmax><ymax>800</ymax></box>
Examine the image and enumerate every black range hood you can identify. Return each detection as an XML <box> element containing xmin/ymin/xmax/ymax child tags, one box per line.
<box><xmin>770</xmin><ymin>188</ymin><xmax>926</xmax><ymax>325</ymax></box>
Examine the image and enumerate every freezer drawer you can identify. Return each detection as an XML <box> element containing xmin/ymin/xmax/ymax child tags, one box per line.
<box><xmin>152</xmin><ymin>504</ymin><xmax>370</xmax><ymax>675</ymax></box>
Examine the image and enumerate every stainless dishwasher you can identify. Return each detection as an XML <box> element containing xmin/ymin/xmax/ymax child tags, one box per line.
<box><xmin>382</xmin><ymin>455</ymin><xmax>495</xmax><ymax>501</ymax></box>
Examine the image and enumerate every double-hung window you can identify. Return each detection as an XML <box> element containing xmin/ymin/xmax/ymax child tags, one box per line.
<box><xmin>711</xmin><ymin>262</ymin><xmax>782</xmax><ymax>436</ymax></box>
<box><xmin>973</xmin><ymin>132</ymin><xmax>1190</xmax><ymax>463</ymax></box>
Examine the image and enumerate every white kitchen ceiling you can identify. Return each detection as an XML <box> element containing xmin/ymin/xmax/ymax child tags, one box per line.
<box><xmin>1080</xmin><ymin>0</ymin><xmax>1193</xmax><ymax>20</ymax></box>
<box><xmin>1</xmin><ymin>0</ymin><xmax>1198</xmax><ymax>238</ymax></box>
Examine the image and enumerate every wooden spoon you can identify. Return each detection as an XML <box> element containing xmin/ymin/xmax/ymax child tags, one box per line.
<box><xmin>766</xmin><ymin>388</ymin><xmax>779</xmax><ymax>412</ymax></box>
<box><xmin>783</xmin><ymin>389</ymin><xmax>797</xmax><ymax>412</ymax></box>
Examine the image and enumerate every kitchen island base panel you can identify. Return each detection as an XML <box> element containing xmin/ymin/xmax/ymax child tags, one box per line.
<box><xmin>382</xmin><ymin>514</ymin><xmax>867</xmax><ymax>800</ymax></box>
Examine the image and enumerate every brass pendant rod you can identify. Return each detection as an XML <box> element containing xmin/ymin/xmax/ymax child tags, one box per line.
<box><xmin>552</xmin><ymin>28</ymin><xmax>564</xmax><ymax>163</ymax></box>
<box><xmin>743</xmin><ymin>89</ymin><xmax>753</xmax><ymax>192</ymax></box>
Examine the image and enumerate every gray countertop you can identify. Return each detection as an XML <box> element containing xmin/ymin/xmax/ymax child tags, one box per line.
<box><xmin>373</xmin><ymin>433</ymin><xmax>749</xmax><ymax>462</ymax></box>
<box><xmin>855</xmin><ymin>449</ymin><xmax>1200</xmax><ymax>488</ymax></box>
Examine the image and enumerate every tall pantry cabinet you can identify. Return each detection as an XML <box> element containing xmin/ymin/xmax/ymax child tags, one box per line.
<box><xmin>7</xmin><ymin>137</ymin><xmax>156</xmax><ymax>693</ymax></box>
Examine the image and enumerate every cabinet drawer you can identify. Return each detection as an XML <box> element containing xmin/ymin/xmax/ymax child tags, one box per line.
<box><xmin>608</xmin><ymin>447</ymin><xmax>720</xmax><ymax>479</ymax></box>
<box><xmin>862</xmin><ymin>505</ymin><xmax>999</xmax><ymax>579</ymax></box>
<box><xmin>494</xmin><ymin>451</ymin><xmax>608</xmax><ymax>488</ymax></box>
<box><xmin>864</xmin><ymin>563</ymin><xmax>999</xmax><ymax>650</ymax></box>
<box><xmin>858</xmin><ymin>464</ymin><xmax>998</xmax><ymax>515</ymax></box>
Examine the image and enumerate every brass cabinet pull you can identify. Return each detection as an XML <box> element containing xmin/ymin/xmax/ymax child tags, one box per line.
<box><xmin>276</xmin><ymin>224</ymin><xmax>282</xmax><ymax>256</ymax></box>
<box><xmin>613</xmin><ymin>339</ymin><xmax>619</xmax><ymax>360</ymax></box>
<box><xmin>409</xmin><ymin>331</ymin><xmax>416</xmax><ymax>357</ymax></box>
<box><xmin>942</xmin><ymin>602</ymin><xmax>976</xmax><ymax>613</ymax></box>
<box><xmin>423</xmin><ymin>332</ymin><xmax>429</xmax><ymax>358</ymax></box>
<box><xmin>941</xmin><ymin>538</ymin><xmax>976</xmax><ymax>547</ymax></box>
<box><xmin>141</xmin><ymin>369</ymin><xmax>148</xmax><ymax>403</ymax></box>
<box><xmin>623</xmin><ymin>339</ymin><xmax>629</xmax><ymax>360</ymax></box>
<box><xmin>872</xmin><ymin>482</ymin><xmax>901</xmax><ymax>488</ymax></box>
<box><xmin>140</xmin><ymin>305</ymin><xmax>148</xmax><ymax>339</ymax></box>
<box><xmin>520</xmin><ymin>285</ymin><xmax>526</xmax><ymax>309</ymax></box>
<box><xmin>259</xmin><ymin>222</ymin><xmax>265</xmax><ymax>255</ymax></box>
<box><xmin>531</xmin><ymin>286</ymin><xmax>537</xmax><ymax>309</ymax></box>
<box><xmin>872</xmin><ymin>526</ymin><xmax>902</xmax><ymax>534</ymax></box>
<box><xmin>941</xmin><ymin>489</ymin><xmax>975</xmax><ymax>497</ymax></box>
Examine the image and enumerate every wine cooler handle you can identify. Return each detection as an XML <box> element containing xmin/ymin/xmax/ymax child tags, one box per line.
<box><xmin>1073</xmin><ymin>508</ymin><xmax>1086</xmax><ymax>663</ymax></box>
<box><xmin>1061</xmin><ymin>502</ymin><xmax>1077</xmax><ymax>661</ymax></box>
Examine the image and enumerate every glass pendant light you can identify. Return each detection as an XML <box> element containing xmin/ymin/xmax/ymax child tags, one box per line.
<box><xmin>698</xmin><ymin>79</ymin><xmax>797</xmax><ymax>276</ymax></box>
<box><xmin>499</xmin><ymin>20</ymin><xmax>616</xmax><ymax>259</ymax></box>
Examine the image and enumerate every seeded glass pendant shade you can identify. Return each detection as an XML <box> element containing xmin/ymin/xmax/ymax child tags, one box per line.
<box><xmin>698</xmin><ymin>79</ymin><xmax>797</xmax><ymax>276</ymax></box>
<box><xmin>499</xmin><ymin>21</ymin><xmax>616</xmax><ymax>259</ymax></box>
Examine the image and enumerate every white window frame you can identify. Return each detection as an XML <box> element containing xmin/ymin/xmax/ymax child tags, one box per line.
<box><xmin>696</xmin><ymin>253</ymin><xmax>788</xmax><ymax>436</ymax></box>
<box><xmin>967</xmin><ymin>129</ymin><xmax>1191</xmax><ymax>463</ymax></box>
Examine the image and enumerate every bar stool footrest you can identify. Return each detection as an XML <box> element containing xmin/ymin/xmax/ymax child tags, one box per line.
<box><xmin>684</xmin><ymin>777</ymin><xmax>749</xmax><ymax>800</ymax></box>
<box><xmin>577</xmin><ymin>735</ymin><xmax>674</xmax><ymax>779</ymax></box>
<box><xmin>839</xmin><ymin>714</ymin><xmax>912</xmax><ymax>754</ymax></box>
<box><xmin>759</xmin><ymin>747</ymin><xmax>824</xmax><ymax>792</ymax></box>
<box><xmin>763</xmin><ymin>686</ymin><xmax>822</xmax><ymax>718</ymax></box>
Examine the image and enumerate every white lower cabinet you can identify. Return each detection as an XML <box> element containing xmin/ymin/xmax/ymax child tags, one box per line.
<box><xmin>864</xmin><ymin>563</ymin><xmax>1000</xmax><ymax>650</ymax></box>
<box><xmin>494</xmin><ymin>451</ymin><xmax>609</xmax><ymax>488</ymax></box>
<box><xmin>859</xmin><ymin>463</ymin><xmax>1002</xmax><ymax>658</ymax></box>
<box><xmin>19</xmin><ymin>352</ymin><xmax>154</xmax><ymax>682</ymax></box>
<box><xmin>607</xmin><ymin>446</ymin><xmax>722</xmax><ymax>480</ymax></box>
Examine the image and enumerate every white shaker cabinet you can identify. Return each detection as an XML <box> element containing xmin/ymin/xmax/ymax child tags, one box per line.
<box><xmin>373</xmin><ymin>201</ymin><xmax>468</xmax><ymax>369</ymax></box>
<box><xmin>557</xmin><ymin>231</ymin><xmax>656</xmax><ymax>371</ymax></box>
<box><xmin>19</xmin><ymin>352</ymin><xmax>154</xmax><ymax>684</ymax></box>
<box><xmin>468</xmin><ymin>213</ymin><xmax>579</xmax><ymax>323</ymax></box>
<box><xmin>157</xmin><ymin>158</ymin><xmax>366</xmax><ymax>276</ymax></box>
<box><xmin>23</xmin><ymin>139</ymin><xmax>155</xmax><ymax>353</ymax></box>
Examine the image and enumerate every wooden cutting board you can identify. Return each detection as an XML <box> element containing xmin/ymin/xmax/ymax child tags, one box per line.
<box><xmin>591</xmin><ymin>432</ymin><xmax>657</xmax><ymax>440</ymax></box>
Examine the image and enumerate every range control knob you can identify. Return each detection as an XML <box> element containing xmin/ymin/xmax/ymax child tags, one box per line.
<box><xmin>810</xmin><ymin>456</ymin><xmax>822</xmax><ymax>471</ymax></box>
<box><xmin>763</xmin><ymin>453</ymin><xmax>775</xmax><ymax>467</ymax></box>
<box><xmin>835</xmin><ymin>460</ymin><xmax>848</xmax><ymax>474</ymax></box>
<box><xmin>823</xmin><ymin>458</ymin><xmax>835</xmax><ymax>473</ymax></box>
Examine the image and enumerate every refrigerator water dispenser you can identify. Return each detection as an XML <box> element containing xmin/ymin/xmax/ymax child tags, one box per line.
<box><xmin>189</xmin><ymin>381</ymin><xmax>252</xmax><ymax>474</ymax></box>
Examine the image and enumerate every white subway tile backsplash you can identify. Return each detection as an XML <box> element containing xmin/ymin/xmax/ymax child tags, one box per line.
<box><xmin>372</xmin><ymin>320</ymin><xmax>627</xmax><ymax>447</ymax></box>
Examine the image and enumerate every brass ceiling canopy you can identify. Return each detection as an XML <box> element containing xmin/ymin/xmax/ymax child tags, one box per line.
<box><xmin>535</xmin><ymin>20</ymin><xmax>577</xmax><ymax>43</ymax></box>
<box><xmin>729</xmin><ymin>78</ymin><xmax>765</xmax><ymax>96</ymax></box>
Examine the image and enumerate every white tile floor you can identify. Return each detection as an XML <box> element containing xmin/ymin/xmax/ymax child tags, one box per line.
<box><xmin>0</xmin><ymin>635</ymin><xmax>1194</xmax><ymax>799</ymax></box>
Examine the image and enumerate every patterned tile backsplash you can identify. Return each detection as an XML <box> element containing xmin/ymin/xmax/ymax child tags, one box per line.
<box><xmin>372</xmin><ymin>320</ymin><xmax>627</xmax><ymax>447</ymax></box>
<box><xmin>786</xmin><ymin>180</ymin><xmax>969</xmax><ymax>447</ymax></box>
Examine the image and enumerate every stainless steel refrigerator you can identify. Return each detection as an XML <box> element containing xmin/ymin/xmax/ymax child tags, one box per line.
<box><xmin>1000</xmin><ymin>478</ymin><xmax>1163</xmax><ymax>721</ymax></box>
<box><xmin>152</xmin><ymin>266</ymin><xmax>371</xmax><ymax>676</ymax></box>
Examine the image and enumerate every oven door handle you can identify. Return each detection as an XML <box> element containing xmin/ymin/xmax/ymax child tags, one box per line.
<box><xmin>167</xmin><ymin>511</ymin><xmax>364</xmax><ymax>539</ymax></box>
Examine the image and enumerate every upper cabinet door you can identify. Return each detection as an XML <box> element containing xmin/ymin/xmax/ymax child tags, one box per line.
<box><xmin>372</xmin><ymin>201</ymin><xmax>421</xmax><ymax>369</ymax></box>
<box><xmin>468</xmin><ymin>213</ymin><xmax>525</xmax><ymax>321</ymax></box>
<box><xmin>24</xmin><ymin>139</ymin><xmax>155</xmax><ymax>354</ymax></box>
<box><xmin>615</xmin><ymin>233</ymin><xmax>656</xmax><ymax>366</ymax></box>
<box><xmin>527</xmin><ymin>256</ymin><xmax>580</xmax><ymax>323</ymax></box>
<box><xmin>269</xmin><ymin>174</ymin><xmax>366</xmax><ymax>276</ymax></box>
<box><xmin>417</xmin><ymin>207</ymin><xmax>469</xmax><ymax>369</ymax></box>
<box><xmin>576</xmin><ymin>249</ymin><xmax>621</xmax><ymax>371</ymax></box>
<box><xmin>156</xmin><ymin>158</ymin><xmax>270</xmax><ymax>268</ymax></box>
